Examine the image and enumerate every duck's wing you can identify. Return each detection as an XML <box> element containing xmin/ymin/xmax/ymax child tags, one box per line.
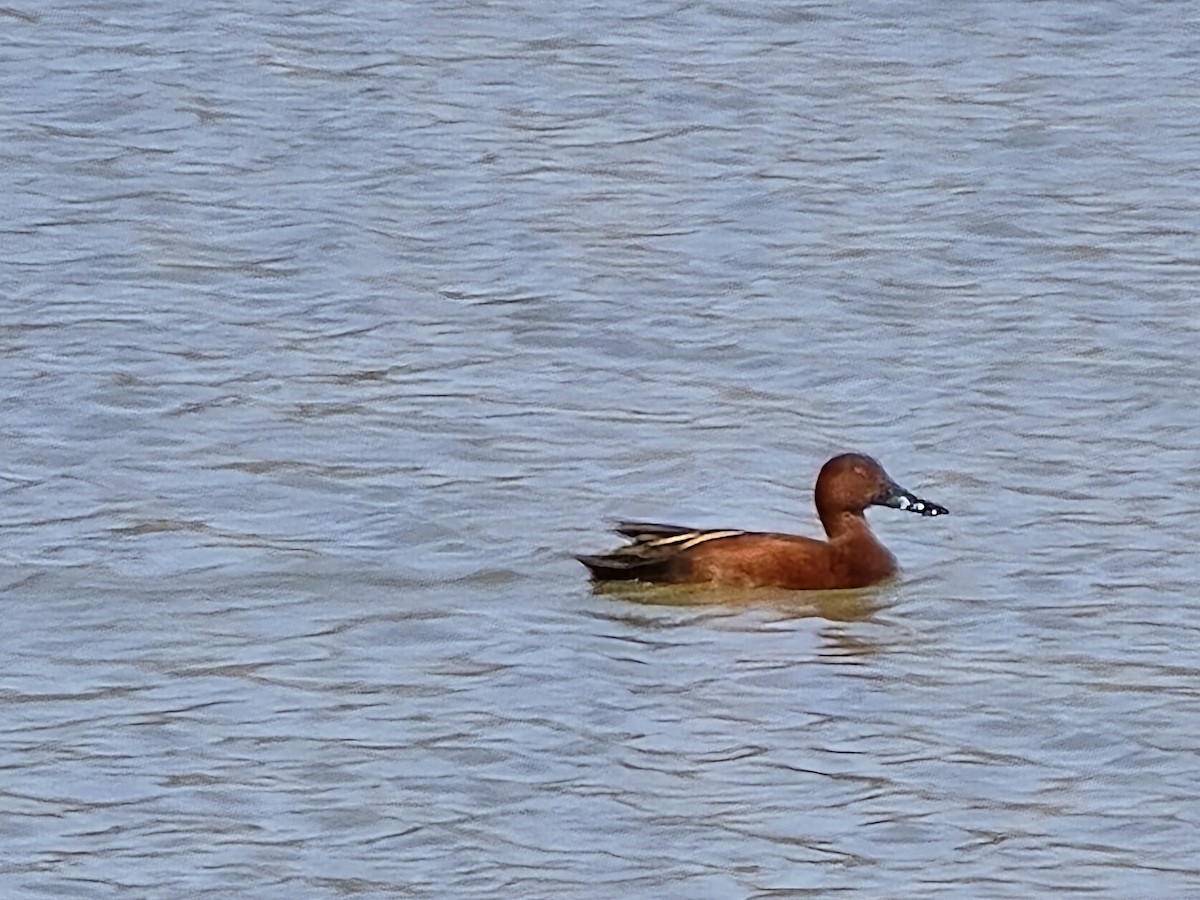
<box><xmin>578</xmin><ymin>523</ymin><xmax>747</xmax><ymax>581</ymax></box>
<box><xmin>611</xmin><ymin>521</ymin><xmax>702</xmax><ymax>540</ymax></box>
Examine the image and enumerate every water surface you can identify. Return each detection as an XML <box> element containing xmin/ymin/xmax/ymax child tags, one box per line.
<box><xmin>3</xmin><ymin>0</ymin><xmax>1200</xmax><ymax>896</ymax></box>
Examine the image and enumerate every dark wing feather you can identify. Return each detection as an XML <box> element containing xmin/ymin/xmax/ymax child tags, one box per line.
<box><xmin>611</xmin><ymin>522</ymin><xmax>697</xmax><ymax>540</ymax></box>
<box><xmin>579</xmin><ymin>524</ymin><xmax>747</xmax><ymax>582</ymax></box>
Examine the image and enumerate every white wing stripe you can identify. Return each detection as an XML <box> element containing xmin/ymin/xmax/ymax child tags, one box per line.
<box><xmin>670</xmin><ymin>530</ymin><xmax>745</xmax><ymax>551</ymax></box>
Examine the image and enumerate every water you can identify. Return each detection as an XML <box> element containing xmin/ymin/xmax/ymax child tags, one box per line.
<box><xmin>3</xmin><ymin>0</ymin><xmax>1200</xmax><ymax>896</ymax></box>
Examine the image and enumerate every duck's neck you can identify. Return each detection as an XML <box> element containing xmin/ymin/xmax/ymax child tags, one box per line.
<box><xmin>820</xmin><ymin>509</ymin><xmax>878</xmax><ymax>543</ymax></box>
<box><xmin>820</xmin><ymin>508</ymin><xmax>898</xmax><ymax>586</ymax></box>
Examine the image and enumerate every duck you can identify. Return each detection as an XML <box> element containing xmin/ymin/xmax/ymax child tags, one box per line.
<box><xmin>577</xmin><ymin>453</ymin><xmax>947</xmax><ymax>590</ymax></box>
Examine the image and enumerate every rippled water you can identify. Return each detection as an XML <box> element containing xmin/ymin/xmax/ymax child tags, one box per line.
<box><xmin>4</xmin><ymin>0</ymin><xmax>1200</xmax><ymax>896</ymax></box>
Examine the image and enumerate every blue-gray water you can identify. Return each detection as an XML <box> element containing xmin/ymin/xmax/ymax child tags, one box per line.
<box><xmin>3</xmin><ymin>1</ymin><xmax>1200</xmax><ymax>896</ymax></box>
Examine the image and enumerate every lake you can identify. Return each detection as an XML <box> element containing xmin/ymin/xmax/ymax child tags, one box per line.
<box><xmin>2</xmin><ymin>0</ymin><xmax>1199</xmax><ymax>896</ymax></box>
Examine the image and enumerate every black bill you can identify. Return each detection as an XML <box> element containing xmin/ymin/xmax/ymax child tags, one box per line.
<box><xmin>874</xmin><ymin>482</ymin><xmax>948</xmax><ymax>517</ymax></box>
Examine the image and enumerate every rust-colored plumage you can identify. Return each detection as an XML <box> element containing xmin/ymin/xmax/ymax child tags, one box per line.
<box><xmin>578</xmin><ymin>453</ymin><xmax>947</xmax><ymax>590</ymax></box>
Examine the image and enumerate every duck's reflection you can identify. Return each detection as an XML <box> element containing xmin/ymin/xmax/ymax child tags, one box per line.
<box><xmin>586</xmin><ymin>580</ymin><xmax>894</xmax><ymax>660</ymax></box>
